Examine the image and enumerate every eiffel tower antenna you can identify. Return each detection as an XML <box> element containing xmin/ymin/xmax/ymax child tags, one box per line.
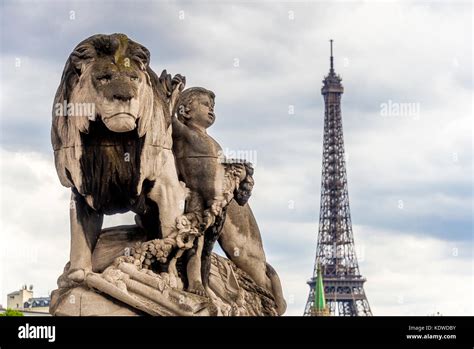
<box><xmin>330</xmin><ymin>39</ymin><xmax>334</xmax><ymax>73</ymax></box>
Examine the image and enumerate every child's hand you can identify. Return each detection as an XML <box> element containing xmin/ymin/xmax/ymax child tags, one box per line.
<box><xmin>171</xmin><ymin>74</ymin><xmax>186</xmax><ymax>91</ymax></box>
<box><xmin>169</xmin><ymin>74</ymin><xmax>186</xmax><ymax>116</ymax></box>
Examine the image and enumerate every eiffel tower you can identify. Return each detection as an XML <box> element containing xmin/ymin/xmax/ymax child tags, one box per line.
<box><xmin>304</xmin><ymin>40</ymin><xmax>372</xmax><ymax>316</ymax></box>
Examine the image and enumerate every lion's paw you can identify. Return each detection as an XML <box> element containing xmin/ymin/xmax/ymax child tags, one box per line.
<box><xmin>67</xmin><ymin>268</ymin><xmax>87</xmax><ymax>283</ymax></box>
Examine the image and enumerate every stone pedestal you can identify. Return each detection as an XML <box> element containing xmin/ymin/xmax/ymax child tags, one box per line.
<box><xmin>50</xmin><ymin>228</ymin><xmax>278</xmax><ymax>316</ymax></box>
<box><xmin>50</xmin><ymin>286</ymin><xmax>141</xmax><ymax>316</ymax></box>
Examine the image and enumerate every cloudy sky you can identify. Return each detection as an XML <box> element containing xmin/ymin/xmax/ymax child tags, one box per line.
<box><xmin>0</xmin><ymin>0</ymin><xmax>472</xmax><ymax>316</ymax></box>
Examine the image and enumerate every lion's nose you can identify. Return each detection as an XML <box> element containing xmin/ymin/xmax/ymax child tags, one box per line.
<box><xmin>105</xmin><ymin>80</ymin><xmax>136</xmax><ymax>102</ymax></box>
<box><xmin>110</xmin><ymin>81</ymin><xmax>134</xmax><ymax>102</ymax></box>
<box><xmin>113</xmin><ymin>92</ymin><xmax>133</xmax><ymax>102</ymax></box>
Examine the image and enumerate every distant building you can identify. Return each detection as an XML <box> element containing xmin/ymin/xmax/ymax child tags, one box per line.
<box><xmin>7</xmin><ymin>285</ymin><xmax>33</xmax><ymax>310</ymax></box>
<box><xmin>6</xmin><ymin>285</ymin><xmax>50</xmax><ymax>315</ymax></box>
<box><xmin>23</xmin><ymin>297</ymin><xmax>50</xmax><ymax>312</ymax></box>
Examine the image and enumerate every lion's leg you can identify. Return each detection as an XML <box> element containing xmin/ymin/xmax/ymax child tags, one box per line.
<box><xmin>148</xmin><ymin>151</ymin><xmax>186</xmax><ymax>238</ymax></box>
<box><xmin>68</xmin><ymin>190</ymin><xmax>103</xmax><ymax>282</ymax></box>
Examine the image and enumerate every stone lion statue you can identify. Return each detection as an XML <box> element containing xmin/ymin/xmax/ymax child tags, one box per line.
<box><xmin>51</xmin><ymin>33</ymin><xmax>187</xmax><ymax>284</ymax></box>
<box><xmin>50</xmin><ymin>33</ymin><xmax>285</xmax><ymax>317</ymax></box>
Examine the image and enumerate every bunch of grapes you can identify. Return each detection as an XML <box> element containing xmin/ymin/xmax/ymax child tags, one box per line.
<box><xmin>131</xmin><ymin>238</ymin><xmax>175</xmax><ymax>269</ymax></box>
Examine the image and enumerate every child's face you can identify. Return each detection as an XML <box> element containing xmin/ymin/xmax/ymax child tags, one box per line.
<box><xmin>187</xmin><ymin>93</ymin><xmax>215</xmax><ymax>129</ymax></box>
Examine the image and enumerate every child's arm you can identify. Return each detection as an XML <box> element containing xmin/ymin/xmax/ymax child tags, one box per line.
<box><xmin>172</xmin><ymin>114</ymin><xmax>191</xmax><ymax>139</ymax></box>
<box><xmin>169</xmin><ymin>78</ymin><xmax>189</xmax><ymax>138</ymax></box>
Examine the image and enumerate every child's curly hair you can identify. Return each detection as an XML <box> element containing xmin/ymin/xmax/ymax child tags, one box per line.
<box><xmin>234</xmin><ymin>161</ymin><xmax>254</xmax><ymax>206</ymax></box>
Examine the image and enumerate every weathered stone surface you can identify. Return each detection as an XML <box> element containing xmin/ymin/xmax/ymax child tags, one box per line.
<box><xmin>50</xmin><ymin>33</ymin><xmax>286</xmax><ymax>316</ymax></box>
<box><xmin>50</xmin><ymin>286</ymin><xmax>141</xmax><ymax>316</ymax></box>
<box><xmin>51</xmin><ymin>33</ymin><xmax>187</xmax><ymax>287</ymax></box>
<box><xmin>92</xmin><ymin>225</ymin><xmax>146</xmax><ymax>273</ymax></box>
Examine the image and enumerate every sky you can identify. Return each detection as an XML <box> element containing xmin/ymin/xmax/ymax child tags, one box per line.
<box><xmin>0</xmin><ymin>0</ymin><xmax>472</xmax><ymax>316</ymax></box>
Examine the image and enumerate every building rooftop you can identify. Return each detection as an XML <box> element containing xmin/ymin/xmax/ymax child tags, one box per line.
<box><xmin>24</xmin><ymin>297</ymin><xmax>50</xmax><ymax>309</ymax></box>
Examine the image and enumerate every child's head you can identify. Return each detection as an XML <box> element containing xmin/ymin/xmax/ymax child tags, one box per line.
<box><xmin>176</xmin><ymin>87</ymin><xmax>216</xmax><ymax>128</ymax></box>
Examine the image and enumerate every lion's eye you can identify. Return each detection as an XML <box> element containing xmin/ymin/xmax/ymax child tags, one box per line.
<box><xmin>130</xmin><ymin>76</ymin><xmax>139</xmax><ymax>82</ymax></box>
<box><xmin>97</xmin><ymin>75</ymin><xmax>111</xmax><ymax>84</ymax></box>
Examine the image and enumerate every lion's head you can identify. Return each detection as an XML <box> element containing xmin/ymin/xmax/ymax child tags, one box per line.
<box><xmin>52</xmin><ymin>34</ymin><xmax>180</xmax><ymax>190</ymax></box>
<box><xmin>53</xmin><ymin>33</ymin><xmax>155</xmax><ymax>137</ymax></box>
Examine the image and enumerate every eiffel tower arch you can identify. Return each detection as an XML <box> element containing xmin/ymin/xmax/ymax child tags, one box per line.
<box><xmin>304</xmin><ymin>40</ymin><xmax>372</xmax><ymax>316</ymax></box>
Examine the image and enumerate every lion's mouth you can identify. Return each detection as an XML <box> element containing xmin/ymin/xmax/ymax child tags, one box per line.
<box><xmin>107</xmin><ymin>112</ymin><xmax>136</xmax><ymax>119</ymax></box>
<box><xmin>101</xmin><ymin>112</ymin><xmax>138</xmax><ymax>133</ymax></box>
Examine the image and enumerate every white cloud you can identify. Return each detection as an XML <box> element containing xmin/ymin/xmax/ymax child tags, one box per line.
<box><xmin>0</xmin><ymin>55</ymin><xmax>61</xmax><ymax>124</ymax></box>
<box><xmin>357</xmin><ymin>225</ymin><xmax>473</xmax><ymax>316</ymax></box>
<box><xmin>0</xmin><ymin>149</ymin><xmax>70</xmax><ymax>306</ymax></box>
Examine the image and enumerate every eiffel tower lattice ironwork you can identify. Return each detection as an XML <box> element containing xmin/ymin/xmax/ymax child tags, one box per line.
<box><xmin>304</xmin><ymin>40</ymin><xmax>372</xmax><ymax>316</ymax></box>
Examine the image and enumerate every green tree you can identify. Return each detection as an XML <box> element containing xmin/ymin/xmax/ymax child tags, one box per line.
<box><xmin>0</xmin><ymin>308</ymin><xmax>24</xmax><ymax>316</ymax></box>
